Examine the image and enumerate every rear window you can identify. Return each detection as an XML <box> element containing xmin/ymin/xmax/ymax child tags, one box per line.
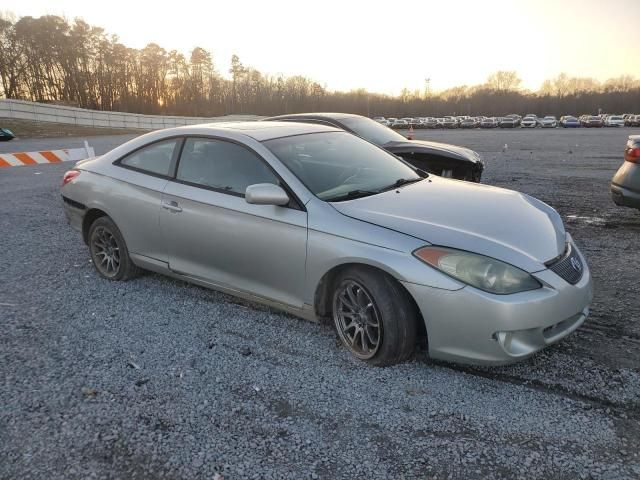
<box><xmin>340</xmin><ymin>116</ymin><xmax>407</xmax><ymax>145</ymax></box>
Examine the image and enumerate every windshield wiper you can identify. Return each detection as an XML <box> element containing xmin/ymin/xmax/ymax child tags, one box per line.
<box><xmin>380</xmin><ymin>177</ymin><xmax>423</xmax><ymax>191</ymax></box>
<box><xmin>327</xmin><ymin>189</ymin><xmax>380</xmax><ymax>202</ymax></box>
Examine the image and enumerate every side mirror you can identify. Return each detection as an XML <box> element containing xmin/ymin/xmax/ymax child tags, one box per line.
<box><xmin>245</xmin><ymin>183</ymin><xmax>290</xmax><ymax>206</ymax></box>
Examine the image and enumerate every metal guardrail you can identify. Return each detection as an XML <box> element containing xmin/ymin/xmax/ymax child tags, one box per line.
<box><xmin>0</xmin><ymin>99</ymin><xmax>264</xmax><ymax>129</ymax></box>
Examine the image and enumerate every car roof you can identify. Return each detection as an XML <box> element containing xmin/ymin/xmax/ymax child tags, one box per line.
<box><xmin>177</xmin><ymin>120</ymin><xmax>340</xmax><ymax>141</ymax></box>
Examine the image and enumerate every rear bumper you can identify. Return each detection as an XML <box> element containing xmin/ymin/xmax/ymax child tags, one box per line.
<box><xmin>402</xmin><ymin>246</ymin><xmax>593</xmax><ymax>365</ymax></box>
<box><xmin>62</xmin><ymin>196</ymin><xmax>86</xmax><ymax>233</ymax></box>
<box><xmin>611</xmin><ymin>182</ymin><xmax>640</xmax><ymax>209</ymax></box>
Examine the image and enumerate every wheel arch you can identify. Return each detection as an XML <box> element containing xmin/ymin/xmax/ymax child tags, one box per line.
<box><xmin>313</xmin><ymin>262</ymin><xmax>426</xmax><ymax>340</ymax></box>
<box><xmin>82</xmin><ymin>208</ymin><xmax>109</xmax><ymax>244</ymax></box>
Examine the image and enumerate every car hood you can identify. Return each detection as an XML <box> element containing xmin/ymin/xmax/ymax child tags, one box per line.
<box><xmin>384</xmin><ymin>139</ymin><xmax>481</xmax><ymax>163</ymax></box>
<box><xmin>331</xmin><ymin>177</ymin><xmax>566</xmax><ymax>272</ymax></box>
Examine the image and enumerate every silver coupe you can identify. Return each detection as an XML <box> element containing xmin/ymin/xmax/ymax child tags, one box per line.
<box><xmin>61</xmin><ymin>122</ymin><xmax>593</xmax><ymax>366</ymax></box>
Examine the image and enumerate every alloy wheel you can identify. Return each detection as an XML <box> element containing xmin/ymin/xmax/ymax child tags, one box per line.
<box><xmin>333</xmin><ymin>280</ymin><xmax>382</xmax><ymax>360</ymax></box>
<box><xmin>90</xmin><ymin>226</ymin><xmax>121</xmax><ymax>278</ymax></box>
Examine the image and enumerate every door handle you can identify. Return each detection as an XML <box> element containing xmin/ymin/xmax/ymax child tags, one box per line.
<box><xmin>162</xmin><ymin>200</ymin><xmax>182</xmax><ymax>213</ymax></box>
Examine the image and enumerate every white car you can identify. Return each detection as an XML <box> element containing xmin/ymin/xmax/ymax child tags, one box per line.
<box><xmin>391</xmin><ymin>119</ymin><xmax>409</xmax><ymax>129</ymax></box>
<box><xmin>604</xmin><ymin>115</ymin><xmax>625</xmax><ymax>127</ymax></box>
<box><xmin>521</xmin><ymin>116</ymin><xmax>538</xmax><ymax>128</ymax></box>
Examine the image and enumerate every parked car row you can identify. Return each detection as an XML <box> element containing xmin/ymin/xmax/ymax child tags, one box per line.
<box><xmin>578</xmin><ymin>114</ymin><xmax>640</xmax><ymax>128</ymax></box>
<box><xmin>373</xmin><ymin>114</ymin><xmax>640</xmax><ymax>129</ymax></box>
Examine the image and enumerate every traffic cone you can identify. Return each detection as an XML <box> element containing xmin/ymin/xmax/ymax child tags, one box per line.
<box><xmin>407</xmin><ymin>125</ymin><xmax>414</xmax><ymax>140</ymax></box>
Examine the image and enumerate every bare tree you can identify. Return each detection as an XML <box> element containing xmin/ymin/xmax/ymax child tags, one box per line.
<box><xmin>485</xmin><ymin>70</ymin><xmax>522</xmax><ymax>92</ymax></box>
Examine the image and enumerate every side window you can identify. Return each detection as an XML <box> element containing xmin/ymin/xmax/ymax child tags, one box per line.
<box><xmin>119</xmin><ymin>139</ymin><xmax>179</xmax><ymax>176</ymax></box>
<box><xmin>176</xmin><ymin>138</ymin><xmax>279</xmax><ymax>195</ymax></box>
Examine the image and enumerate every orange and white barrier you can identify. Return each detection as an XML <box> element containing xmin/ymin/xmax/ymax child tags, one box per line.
<box><xmin>0</xmin><ymin>142</ymin><xmax>95</xmax><ymax>168</ymax></box>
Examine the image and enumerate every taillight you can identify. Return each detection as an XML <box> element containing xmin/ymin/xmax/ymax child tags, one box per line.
<box><xmin>62</xmin><ymin>170</ymin><xmax>81</xmax><ymax>187</ymax></box>
<box><xmin>624</xmin><ymin>147</ymin><xmax>640</xmax><ymax>164</ymax></box>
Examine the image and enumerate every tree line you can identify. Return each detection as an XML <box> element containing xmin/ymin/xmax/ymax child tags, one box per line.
<box><xmin>1</xmin><ymin>14</ymin><xmax>639</xmax><ymax>118</ymax></box>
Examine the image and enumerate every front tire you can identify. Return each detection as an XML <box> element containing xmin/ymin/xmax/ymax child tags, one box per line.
<box><xmin>88</xmin><ymin>216</ymin><xmax>140</xmax><ymax>281</ymax></box>
<box><xmin>332</xmin><ymin>267</ymin><xmax>417</xmax><ymax>366</ymax></box>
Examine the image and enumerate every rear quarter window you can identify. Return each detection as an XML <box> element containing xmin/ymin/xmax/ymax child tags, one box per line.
<box><xmin>118</xmin><ymin>139</ymin><xmax>180</xmax><ymax>177</ymax></box>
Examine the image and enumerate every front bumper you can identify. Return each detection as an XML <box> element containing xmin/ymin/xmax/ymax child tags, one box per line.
<box><xmin>402</xmin><ymin>247</ymin><xmax>593</xmax><ymax>365</ymax></box>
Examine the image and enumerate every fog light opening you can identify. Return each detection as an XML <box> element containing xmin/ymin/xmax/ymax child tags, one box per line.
<box><xmin>494</xmin><ymin>331</ymin><xmax>512</xmax><ymax>350</ymax></box>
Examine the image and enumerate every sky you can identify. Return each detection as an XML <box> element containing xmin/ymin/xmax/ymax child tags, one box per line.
<box><xmin>3</xmin><ymin>0</ymin><xmax>638</xmax><ymax>95</ymax></box>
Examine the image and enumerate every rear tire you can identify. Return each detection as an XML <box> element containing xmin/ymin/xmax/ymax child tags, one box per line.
<box><xmin>88</xmin><ymin>216</ymin><xmax>140</xmax><ymax>281</ymax></box>
<box><xmin>332</xmin><ymin>267</ymin><xmax>417</xmax><ymax>366</ymax></box>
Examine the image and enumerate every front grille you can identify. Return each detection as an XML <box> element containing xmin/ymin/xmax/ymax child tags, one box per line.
<box><xmin>548</xmin><ymin>244</ymin><xmax>584</xmax><ymax>285</ymax></box>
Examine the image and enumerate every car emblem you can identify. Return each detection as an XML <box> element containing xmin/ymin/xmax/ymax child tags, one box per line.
<box><xmin>570</xmin><ymin>256</ymin><xmax>582</xmax><ymax>272</ymax></box>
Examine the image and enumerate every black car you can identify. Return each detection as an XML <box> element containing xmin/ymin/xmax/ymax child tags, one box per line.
<box><xmin>0</xmin><ymin>128</ymin><xmax>15</xmax><ymax>141</ymax></box>
<box><xmin>264</xmin><ymin>113</ymin><xmax>484</xmax><ymax>182</ymax></box>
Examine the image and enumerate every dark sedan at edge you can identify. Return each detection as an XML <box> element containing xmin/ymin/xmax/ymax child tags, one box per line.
<box><xmin>265</xmin><ymin>113</ymin><xmax>484</xmax><ymax>182</ymax></box>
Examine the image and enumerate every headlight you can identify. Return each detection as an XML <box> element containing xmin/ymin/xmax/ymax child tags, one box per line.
<box><xmin>413</xmin><ymin>246</ymin><xmax>542</xmax><ymax>295</ymax></box>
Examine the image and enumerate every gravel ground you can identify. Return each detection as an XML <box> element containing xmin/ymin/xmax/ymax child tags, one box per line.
<box><xmin>1</xmin><ymin>128</ymin><xmax>640</xmax><ymax>479</ymax></box>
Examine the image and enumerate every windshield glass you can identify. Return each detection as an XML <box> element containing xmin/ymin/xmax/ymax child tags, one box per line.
<box><xmin>263</xmin><ymin>131</ymin><xmax>421</xmax><ymax>202</ymax></box>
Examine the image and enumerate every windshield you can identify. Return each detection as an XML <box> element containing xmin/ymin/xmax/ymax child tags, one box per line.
<box><xmin>263</xmin><ymin>131</ymin><xmax>422</xmax><ymax>202</ymax></box>
<box><xmin>341</xmin><ymin>120</ymin><xmax>403</xmax><ymax>146</ymax></box>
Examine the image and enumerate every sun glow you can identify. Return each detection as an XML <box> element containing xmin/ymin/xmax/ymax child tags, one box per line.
<box><xmin>4</xmin><ymin>0</ymin><xmax>638</xmax><ymax>95</ymax></box>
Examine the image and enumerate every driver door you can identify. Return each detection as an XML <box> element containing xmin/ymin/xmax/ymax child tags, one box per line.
<box><xmin>160</xmin><ymin>137</ymin><xmax>308</xmax><ymax>308</ymax></box>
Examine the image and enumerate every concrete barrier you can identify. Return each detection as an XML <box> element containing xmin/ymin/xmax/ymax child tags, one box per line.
<box><xmin>0</xmin><ymin>141</ymin><xmax>95</xmax><ymax>167</ymax></box>
<box><xmin>0</xmin><ymin>99</ymin><xmax>264</xmax><ymax>130</ymax></box>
